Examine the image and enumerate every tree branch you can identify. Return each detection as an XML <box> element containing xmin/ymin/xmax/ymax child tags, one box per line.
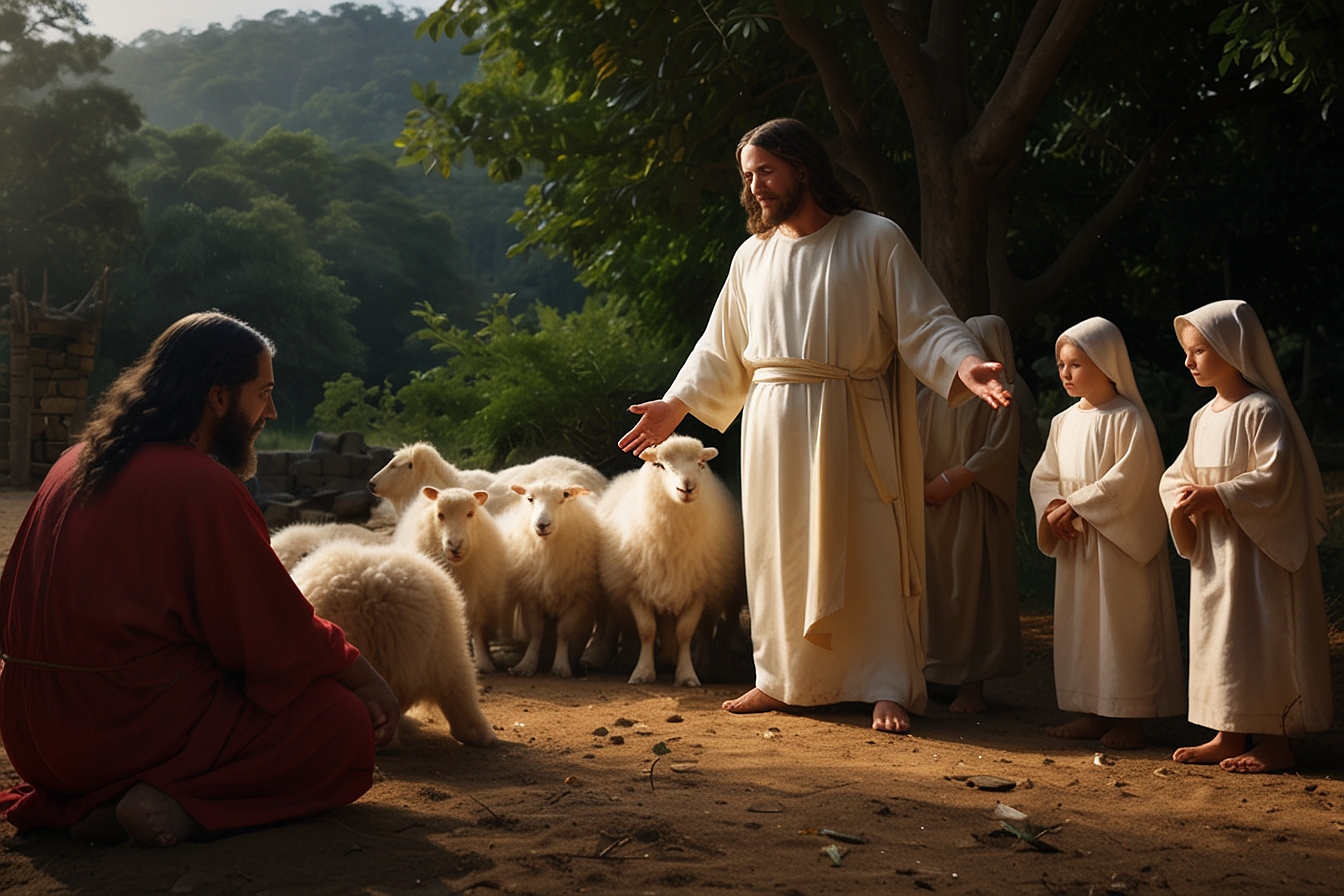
<box><xmin>964</xmin><ymin>0</ymin><xmax>1097</xmax><ymax>175</ymax></box>
<box><xmin>775</xmin><ymin>2</ymin><xmax>911</xmax><ymax>225</ymax></box>
<box><xmin>1008</xmin><ymin>88</ymin><xmax>1255</xmax><ymax>327</ymax></box>
<box><xmin>926</xmin><ymin>0</ymin><xmax>966</xmax><ymax>68</ymax></box>
<box><xmin>861</xmin><ymin>0</ymin><xmax>935</xmax><ymax>122</ymax></box>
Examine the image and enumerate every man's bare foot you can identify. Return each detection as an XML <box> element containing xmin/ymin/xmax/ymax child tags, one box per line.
<box><xmin>948</xmin><ymin>682</ymin><xmax>987</xmax><ymax>714</ymax></box>
<box><xmin>69</xmin><ymin>803</ymin><xmax>127</xmax><ymax>845</ymax></box>
<box><xmin>722</xmin><ymin>687</ymin><xmax>789</xmax><ymax>714</ymax></box>
<box><xmin>1100</xmin><ymin>718</ymin><xmax>1146</xmax><ymax>750</ymax></box>
<box><xmin>872</xmin><ymin>700</ymin><xmax>911</xmax><ymax>733</ymax></box>
<box><xmin>1043</xmin><ymin>713</ymin><xmax>1111</xmax><ymax>740</ymax></box>
<box><xmin>115</xmin><ymin>784</ymin><xmax>203</xmax><ymax>847</ymax></box>
<box><xmin>1220</xmin><ymin>735</ymin><xmax>1293</xmax><ymax>774</ymax></box>
<box><xmin>1172</xmin><ymin>731</ymin><xmax>1248</xmax><ymax>765</ymax></box>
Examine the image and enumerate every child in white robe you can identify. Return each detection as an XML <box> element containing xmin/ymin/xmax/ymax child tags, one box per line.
<box><xmin>1161</xmin><ymin>300</ymin><xmax>1332</xmax><ymax>773</ymax></box>
<box><xmin>920</xmin><ymin>315</ymin><xmax>1022</xmax><ymax>714</ymax></box>
<box><xmin>1030</xmin><ymin>317</ymin><xmax>1186</xmax><ymax>749</ymax></box>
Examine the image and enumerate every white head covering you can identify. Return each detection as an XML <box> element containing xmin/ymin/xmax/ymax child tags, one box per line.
<box><xmin>1058</xmin><ymin>317</ymin><xmax>1150</xmax><ymax>416</ymax></box>
<box><xmin>1057</xmin><ymin>316</ymin><xmax>1163</xmax><ymax>461</ymax></box>
<box><xmin>966</xmin><ymin>315</ymin><xmax>1015</xmax><ymax>390</ymax></box>
<box><xmin>1175</xmin><ymin>300</ymin><xmax>1327</xmax><ymax>544</ymax></box>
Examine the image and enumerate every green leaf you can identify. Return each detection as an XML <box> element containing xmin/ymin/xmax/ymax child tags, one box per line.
<box><xmin>652</xmin><ymin>742</ymin><xmax>671</xmax><ymax>755</ymax></box>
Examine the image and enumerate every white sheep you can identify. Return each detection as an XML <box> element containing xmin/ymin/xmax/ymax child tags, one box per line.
<box><xmin>290</xmin><ymin>540</ymin><xmax>496</xmax><ymax>748</ymax></box>
<box><xmin>270</xmin><ymin>522</ymin><xmax>387</xmax><ymax>571</ymax></box>
<box><xmin>394</xmin><ymin>486</ymin><xmax>514</xmax><ymax>674</ymax></box>
<box><xmin>598</xmin><ymin>435</ymin><xmax>746</xmax><ymax>687</ymax></box>
<box><xmin>486</xmin><ymin>455</ymin><xmax>608</xmax><ymax>513</ymax></box>
<box><xmin>500</xmin><ymin>482</ymin><xmax>603</xmax><ymax>678</ymax></box>
<box><xmin>368</xmin><ymin>442</ymin><xmax>495</xmax><ymax>516</ymax></box>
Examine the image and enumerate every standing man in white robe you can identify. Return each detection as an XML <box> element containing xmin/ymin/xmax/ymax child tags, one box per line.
<box><xmin>619</xmin><ymin>118</ymin><xmax>1011</xmax><ymax>733</ymax></box>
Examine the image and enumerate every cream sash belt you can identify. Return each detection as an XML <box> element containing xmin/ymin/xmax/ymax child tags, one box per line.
<box><xmin>748</xmin><ymin>356</ymin><xmax>899</xmax><ymax>506</ymax></box>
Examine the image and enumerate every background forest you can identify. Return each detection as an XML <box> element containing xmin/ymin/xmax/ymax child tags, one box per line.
<box><xmin>1</xmin><ymin>0</ymin><xmax>1340</xmax><ymax>474</ymax></box>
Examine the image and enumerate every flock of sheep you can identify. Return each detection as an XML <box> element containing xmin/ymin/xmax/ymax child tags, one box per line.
<box><xmin>272</xmin><ymin>436</ymin><xmax>748</xmax><ymax>749</ymax></box>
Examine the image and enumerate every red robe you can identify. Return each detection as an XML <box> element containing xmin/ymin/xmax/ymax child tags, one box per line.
<box><xmin>0</xmin><ymin>443</ymin><xmax>372</xmax><ymax>832</ymax></box>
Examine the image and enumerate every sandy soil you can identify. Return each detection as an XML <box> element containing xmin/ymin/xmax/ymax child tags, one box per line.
<box><xmin>0</xmin><ymin>485</ymin><xmax>1341</xmax><ymax>895</ymax></box>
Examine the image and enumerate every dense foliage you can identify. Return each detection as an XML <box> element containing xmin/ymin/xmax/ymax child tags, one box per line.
<box><xmin>311</xmin><ymin>295</ymin><xmax>684</xmax><ymax>473</ymax></box>
<box><xmin>103</xmin><ymin>3</ymin><xmax>584</xmax><ymax>319</ymax></box>
<box><xmin>0</xmin><ymin>0</ymin><xmax>142</xmax><ymax>300</ymax></box>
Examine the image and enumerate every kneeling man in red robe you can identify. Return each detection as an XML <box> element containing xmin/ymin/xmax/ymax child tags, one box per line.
<box><xmin>0</xmin><ymin>311</ymin><xmax>399</xmax><ymax>846</ymax></box>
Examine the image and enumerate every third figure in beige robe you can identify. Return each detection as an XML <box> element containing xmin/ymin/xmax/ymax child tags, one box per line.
<box><xmin>919</xmin><ymin>316</ymin><xmax>1022</xmax><ymax>687</ymax></box>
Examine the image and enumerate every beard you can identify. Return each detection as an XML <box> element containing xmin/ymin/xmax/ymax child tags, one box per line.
<box><xmin>213</xmin><ymin>402</ymin><xmax>263</xmax><ymax>480</ymax></box>
<box><xmin>759</xmin><ymin>178</ymin><xmax>805</xmax><ymax>229</ymax></box>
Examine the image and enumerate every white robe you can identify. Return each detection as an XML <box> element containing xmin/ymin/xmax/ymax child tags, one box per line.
<box><xmin>666</xmin><ymin>211</ymin><xmax>981</xmax><ymax>710</ymax></box>
<box><xmin>1159</xmin><ymin>393</ymin><xmax>1333</xmax><ymax>735</ymax></box>
<box><xmin>918</xmin><ymin>387</ymin><xmax>1022</xmax><ymax>685</ymax></box>
<box><xmin>1030</xmin><ymin>399</ymin><xmax>1185</xmax><ymax>718</ymax></box>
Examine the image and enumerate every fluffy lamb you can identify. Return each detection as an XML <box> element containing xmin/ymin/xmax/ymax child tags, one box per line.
<box><xmin>289</xmin><ymin>540</ymin><xmax>496</xmax><ymax>748</ymax></box>
<box><xmin>395</xmin><ymin>486</ymin><xmax>514</xmax><ymax>674</ymax></box>
<box><xmin>368</xmin><ymin>442</ymin><xmax>495</xmax><ymax>516</ymax></box>
<box><xmin>501</xmin><ymin>482</ymin><xmax>603</xmax><ymax>678</ymax></box>
<box><xmin>598</xmin><ymin>435</ymin><xmax>746</xmax><ymax>687</ymax></box>
<box><xmin>270</xmin><ymin>522</ymin><xmax>387</xmax><ymax>570</ymax></box>
<box><xmin>486</xmin><ymin>455</ymin><xmax>608</xmax><ymax>513</ymax></box>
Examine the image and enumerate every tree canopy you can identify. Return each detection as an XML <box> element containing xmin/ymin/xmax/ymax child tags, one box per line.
<box><xmin>0</xmin><ymin>0</ymin><xmax>142</xmax><ymax>300</ymax></box>
<box><xmin>397</xmin><ymin>0</ymin><xmax>1344</xmax><ymax>444</ymax></box>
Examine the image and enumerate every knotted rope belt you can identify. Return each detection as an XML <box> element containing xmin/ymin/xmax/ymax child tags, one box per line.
<box><xmin>748</xmin><ymin>356</ymin><xmax>899</xmax><ymax>505</ymax></box>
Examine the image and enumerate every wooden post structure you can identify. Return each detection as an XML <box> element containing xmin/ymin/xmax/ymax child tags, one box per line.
<box><xmin>3</xmin><ymin>268</ymin><xmax>108</xmax><ymax>487</ymax></box>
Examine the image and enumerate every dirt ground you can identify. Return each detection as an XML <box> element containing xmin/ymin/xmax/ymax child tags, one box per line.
<box><xmin>0</xmin><ymin>485</ymin><xmax>1341</xmax><ymax>895</ymax></box>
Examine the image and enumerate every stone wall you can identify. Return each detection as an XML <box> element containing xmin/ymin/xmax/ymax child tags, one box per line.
<box><xmin>254</xmin><ymin>431</ymin><xmax>393</xmax><ymax>528</ymax></box>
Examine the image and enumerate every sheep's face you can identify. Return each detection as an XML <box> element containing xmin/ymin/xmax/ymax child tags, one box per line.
<box><xmin>425</xmin><ymin>487</ymin><xmax>489</xmax><ymax>563</ymax></box>
<box><xmin>510</xmin><ymin>483</ymin><xmax>591</xmax><ymax>539</ymax></box>
<box><xmin>639</xmin><ymin>437</ymin><xmax>719</xmax><ymax>505</ymax></box>
<box><xmin>368</xmin><ymin>443</ymin><xmax>425</xmax><ymax>499</ymax></box>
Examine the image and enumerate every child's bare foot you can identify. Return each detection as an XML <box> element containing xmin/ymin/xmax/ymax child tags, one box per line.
<box><xmin>1172</xmin><ymin>731</ymin><xmax>1248</xmax><ymax>765</ymax></box>
<box><xmin>722</xmin><ymin>687</ymin><xmax>789</xmax><ymax>714</ymax></box>
<box><xmin>69</xmin><ymin>803</ymin><xmax>127</xmax><ymax>845</ymax></box>
<box><xmin>115</xmin><ymin>784</ymin><xmax>203</xmax><ymax>847</ymax></box>
<box><xmin>948</xmin><ymin>682</ymin><xmax>986</xmax><ymax>714</ymax></box>
<box><xmin>872</xmin><ymin>700</ymin><xmax>911</xmax><ymax>733</ymax></box>
<box><xmin>1220</xmin><ymin>735</ymin><xmax>1293</xmax><ymax>774</ymax></box>
<box><xmin>1099</xmin><ymin>718</ymin><xmax>1146</xmax><ymax>750</ymax></box>
<box><xmin>1043</xmin><ymin>713</ymin><xmax>1110</xmax><ymax>740</ymax></box>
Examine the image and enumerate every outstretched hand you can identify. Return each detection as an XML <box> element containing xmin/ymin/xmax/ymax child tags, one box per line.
<box><xmin>619</xmin><ymin>397</ymin><xmax>690</xmax><ymax>455</ymax></box>
<box><xmin>957</xmin><ymin>355</ymin><xmax>1012</xmax><ymax>409</ymax></box>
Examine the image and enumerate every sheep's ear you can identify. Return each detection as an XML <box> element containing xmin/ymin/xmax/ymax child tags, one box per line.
<box><xmin>510</xmin><ymin>484</ymin><xmax>527</xmax><ymax>496</ymax></box>
<box><xmin>565</xmin><ymin>486</ymin><xmax>591</xmax><ymax>499</ymax></box>
<box><xmin>700</xmin><ymin>447</ymin><xmax>719</xmax><ymax>462</ymax></box>
<box><xmin>422</xmin><ymin>486</ymin><xmax>439</xmax><ymax>501</ymax></box>
<box><xmin>638</xmin><ymin>447</ymin><xmax>659</xmax><ymax>463</ymax></box>
<box><xmin>473</xmin><ymin>490</ymin><xmax>489</xmax><ymax>506</ymax></box>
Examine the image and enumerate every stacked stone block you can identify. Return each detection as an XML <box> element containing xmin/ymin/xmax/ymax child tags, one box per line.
<box><xmin>8</xmin><ymin>316</ymin><xmax>97</xmax><ymax>483</ymax></box>
<box><xmin>254</xmin><ymin>431</ymin><xmax>394</xmax><ymax>528</ymax></box>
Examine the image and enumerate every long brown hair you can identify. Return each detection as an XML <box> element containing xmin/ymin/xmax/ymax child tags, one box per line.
<box><xmin>737</xmin><ymin>118</ymin><xmax>860</xmax><ymax>236</ymax></box>
<box><xmin>74</xmin><ymin>312</ymin><xmax>274</xmax><ymax>495</ymax></box>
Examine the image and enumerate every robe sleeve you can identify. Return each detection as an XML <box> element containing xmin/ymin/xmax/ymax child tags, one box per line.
<box><xmin>963</xmin><ymin>397</ymin><xmax>1021</xmax><ymax>508</ymax></box>
<box><xmin>885</xmin><ymin>233</ymin><xmax>983</xmax><ymax>405</ymax></box>
<box><xmin>1158</xmin><ymin>415</ymin><xmax>1200</xmax><ymax>560</ymax></box>
<box><xmin>665</xmin><ymin>270</ymin><xmax>752</xmax><ymax>432</ymax></box>
<box><xmin>1029</xmin><ymin>413</ymin><xmax>1067</xmax><ymax>557</ymax></box>
<box><xmin>182</xmin><ymin>470</ymin><xmax>359</xmax><ymax>714</ymax></box>
<box><xmin>1064</xmin><ymin>406</ymin><xmax>1168</xmax><ymax>566</ymax></box>
<box><xmin>1215</xmin><ymin>397</ymin><xmax>1312</xmax><ymax>572</ymax></box>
